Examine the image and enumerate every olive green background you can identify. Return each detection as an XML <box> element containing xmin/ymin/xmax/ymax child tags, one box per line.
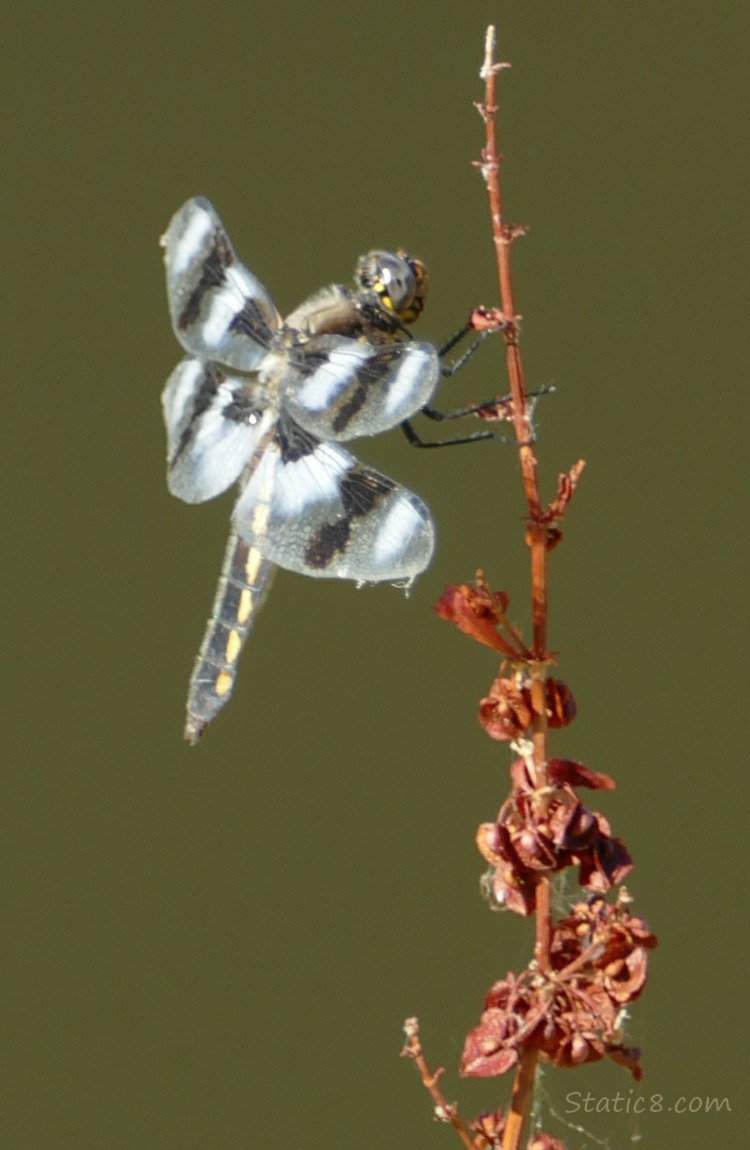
<box><xmin>4</xmin><ymin>3</ymin><xmax>746</xmax><ymax>1147</ymax></box>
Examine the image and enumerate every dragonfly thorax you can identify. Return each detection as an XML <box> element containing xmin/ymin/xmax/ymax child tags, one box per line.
<box><xmin>283</xmin><ymin>284</ymin><xmax>366</xmax><ymax>339</ymax></box>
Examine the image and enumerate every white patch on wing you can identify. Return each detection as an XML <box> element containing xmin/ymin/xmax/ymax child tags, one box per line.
<box><xmin>372</xmin><ymin>493</ymin><xmax>433</xmax><ymax>569</ymax></box>
<box><xmin>184</xmin><ymin>266</ymin><xmax>278</xmax><ymax>372</ymax></box>
<box><xmin>170</xmin><ymin>206</ymin><xmax>212</xmax><ymax>276</ymax></box>
<box><xmin>225</xmin><ymin>264</ymin><xmax>255</xmax><ymax>306</ymax></box>
<box><xmin>201</xmin><ymin>287</ymin><xmax>239</xmax><ymax>346</ymax></box>
<box><xmin>170</xmin><ymin>421</ymin><xmax>255</xmax><ymax>503</ymax></box>
<box><xmin>296</xmin><ymin>345</ymin><xmax>371</xmax><ymax>411</ymax></box>
<box><xmin>383</xmin><ymin>345</ymin><xmax>437</xmax><ymax>417</ymax></box>
<box><xmin>162</xmin><ymin>359</ymin><xmax>270</xmax><ymax>504</ymax></box>
<box><xmin>273</xmin><ymin>444</ymin><xmax>349</xmax><ymax>518</ymax></box>
<box><xmin>162</xmin><ymin>357</ymin><xmax>203</xmax><ymax>441</ymax></box>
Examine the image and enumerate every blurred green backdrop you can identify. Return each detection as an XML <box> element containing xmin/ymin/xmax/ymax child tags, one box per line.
<box><xmin>3</xmin><ymin>2</ymin><xmax>746</xmax><ymax>1147</ymax></box>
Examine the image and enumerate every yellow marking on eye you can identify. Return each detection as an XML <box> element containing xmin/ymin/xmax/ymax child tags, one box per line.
<box><xmin>215</xmin><ymin>669</ymin><xmax>233</xmax><ymax>697</ymax></box>
<box><xmin>225</xmin><ymin>628</ymin><xmax>242</xmax><ymax>664</ymax></box>
<box><xmin>237</xmin><ymin>588</ymin><xmax>254</xmax><ymax>626</ymax></box>
<box><xmin>244</xmin><ymin>547</ymin><xmax>264</xmax><ymax>586</ymax></box>
<box><xmin>373</xmin><ymin>282</ymin><xmax>396</xmax><ymax>311</ymax></box>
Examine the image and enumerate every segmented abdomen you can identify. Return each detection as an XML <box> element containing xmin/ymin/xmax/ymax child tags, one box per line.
<box><xmin>184</xmin><ymin>533</ymin><xmax>276</xmax><ymax>744</ymax></box>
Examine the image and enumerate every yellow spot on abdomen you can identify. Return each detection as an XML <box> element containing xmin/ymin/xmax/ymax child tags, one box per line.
<box><xmin>215</xmin><ymin>670</ymin><xmax>233</xmax><ymax>698</ymax></box>
<box><xmin>244</xmin><ymin>547</ymin><xmax>264</xmax><ymax>586</ymax></box>
<box><xmin>237</xmin><ymin>588</ymin><xmax>254</xmax><ymax>625</ymax></box>
<box><xmin>225</xmin><ymin>628</ymin><xmax>242</xmax><ymax>664</ymax></box>
<box><xmin>251</xmin><ymin>503</ymin><xmax>271</xmax><ymax>536</ymax></box>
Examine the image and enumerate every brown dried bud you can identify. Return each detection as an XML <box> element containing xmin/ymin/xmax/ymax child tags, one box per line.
<box><xmin>545</xmin><ymin>678</ymin><xmax>577</xmax><ymax>727</ymax></box>
<box><xmin>479</xmin><ymin>676</ymin><xmax>534</xmax><ymax>741</ymax></box>
<box><xmin>529</xmin><ymin>1136</ymin><xmax>567</xmax><ymax>1150</ymax></box>
<box><xmin>434</xmin><ymin>575</ymin><xmax>530</xmax><ymax>658</ymax></box>
<box><xmin>471</xmin><ymin>1109</ymin><xmax>507</xmax><ymax>1150</ymax></box>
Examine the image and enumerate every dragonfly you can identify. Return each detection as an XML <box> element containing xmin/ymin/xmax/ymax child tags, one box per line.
<box><xmin>161</xmin><ymin>197</ymin><xmax>498</xmax><ymax>743</ymax></box>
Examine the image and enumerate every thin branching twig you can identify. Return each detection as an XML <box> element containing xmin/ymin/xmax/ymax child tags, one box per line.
<box><xmin>404</xmin><ymin>27</ymin><xmax>654</xmax><ymax>1150</ymax></box>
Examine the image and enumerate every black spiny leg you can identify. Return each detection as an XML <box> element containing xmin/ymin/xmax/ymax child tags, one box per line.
<box><xmin>437</xmin><ymin>324</ymin><xmax>494</xmax><ymax>377</ymax></box>
<box><xmin>401</xmin><ymin>312</ymin><xmax>553</xmax><ymax>448</ymax></box>
<box><xmin>397</xmin><ymin>320</ymin><xmax>506</xmax><ymax>447</ymax></box>
<box><xmin>401</xmin><ymin>412</ymin><xmax>510</xmax><ymax>448</ymax></box>
<box><xmin>401</xmin><ymin>386</ymin><xmax>555</xmax><ymax>449</ymax></box>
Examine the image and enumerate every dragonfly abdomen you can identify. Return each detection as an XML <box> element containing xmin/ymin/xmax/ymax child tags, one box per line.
<box><xmin>184</xmin><ymin>533</ymin><xmax>276</xmax><ymax>744</ymax></box>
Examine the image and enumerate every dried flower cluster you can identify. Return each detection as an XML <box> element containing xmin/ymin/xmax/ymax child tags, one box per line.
<box><xmin>461</xmin><ymin>892</ymin><xmax>656</xmax><ymax>1083</ymax></box>
<box><xmin>435</xmin><ymin>578</ymin><xmax>656</xmax><ymax>1092</ymax></box>
<box><xmin>476</xmin><ymin>756</ymin><xmax>632</xmax><ymax>915</ymax></box>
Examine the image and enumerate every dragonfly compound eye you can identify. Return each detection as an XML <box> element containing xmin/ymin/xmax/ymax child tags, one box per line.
<box><xmin>355</xmin><ymin>249</ymin><xmax>428</xmax><ymax>324</ymax></box>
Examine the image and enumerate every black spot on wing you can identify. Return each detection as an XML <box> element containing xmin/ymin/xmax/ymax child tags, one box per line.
<box><xmin>222</xmin><ymin>392</ymin><xmax>262</xmax><ymax>424</ymax></box>
<box><xmin>331</xmin><ymin>379</ymin><xmax>367</xmax><ymax>435</ymax></box>
<box><xmin>341</xmin><ymin>466</ymin><xmax>394</xmax><ymax>517</ymax></box>
<box><xmin>171</xmin><ymin>363</ymin><xmax>223</xmax><ymax>466</ymax></box>
<box><xmin>304</xmin><ymin>465</ymin><xmax>395</xmax><ymax>570</ymax></box>
<box><xmin>295</xmin><ymin>348</ymin><xmax>331</xmax><ymax>372</ymax></box>
<box><xmin>276</xmin><ymin>413</ymin><xmax>318</xmax><ymax>464</ymax></box>
<box><xmin>229</xmin><ymin>297</ymin><xmax>275</xmax><ymax>346</ymax></box>
<box><xmin>178</xmin><ymin>234</ymin><xmax>233</xmax><ymax>331</ymax></box>
<box><xmin>305</xmin><ymin>520</ymin><xmax>351</xmax><ymax>569</ymax></box>
<box><xmin>330</xmin><ymin>345</ymin><xmax>401</xmax><ymax>435</ymax></box>
<box><xmin>171</xmin><ymin>364</ymin><xmax>260</xmax><ymax>466</ymax></box>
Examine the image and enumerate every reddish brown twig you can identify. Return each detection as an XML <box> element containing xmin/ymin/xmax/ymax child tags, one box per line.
<box><xmin>400</xmin><ymin>1019</ymin><xmax>476</xmax><ymax>1150</ymax></box>
<box><xmin>404</xmin><ymin>25</ymin><xmax>655</xmax><ymax>1150</ymax></box>
<box><xmin>476</xmin><ymin>20</ymin><xmax>555</xmax><ymax>1017</ymax></box>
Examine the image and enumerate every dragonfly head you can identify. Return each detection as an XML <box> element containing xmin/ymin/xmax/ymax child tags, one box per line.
<box><xmin>354</xmin><ymin>249</ymin><xmax>428</xmax><ymax>325</ymax></box>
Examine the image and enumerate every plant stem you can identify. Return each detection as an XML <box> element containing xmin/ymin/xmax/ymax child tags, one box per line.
<box><xmin>478</xmin><ymin>25</ymin><xmax>552</xmax><ymax>1149</ymax></box>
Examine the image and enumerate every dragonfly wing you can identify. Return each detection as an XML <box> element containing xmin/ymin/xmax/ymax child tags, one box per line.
<box><xmin>282</xmin><ymin>337</ymin><xmax>439</xmax><ymax>441</ymax></box>
<box><xmin>162</xmin><ymin>356</ymin><xmax>274</xmax><ymax>503</ymax></box>
<box><xmin>162</xmin><ymin>197</ymin><xmax>280</xmax><ymax>371</ymax></box>
<box><xmin>232</xmin><ymin>417</ymin><xmax>434</xmax><ymax>583</ymax></box>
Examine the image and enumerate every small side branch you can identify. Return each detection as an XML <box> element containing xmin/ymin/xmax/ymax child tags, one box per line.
<box><xmin>401</xmin><ymin>1019</ymin><xmax>477</xmax><ymax>1150</ymax></box>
